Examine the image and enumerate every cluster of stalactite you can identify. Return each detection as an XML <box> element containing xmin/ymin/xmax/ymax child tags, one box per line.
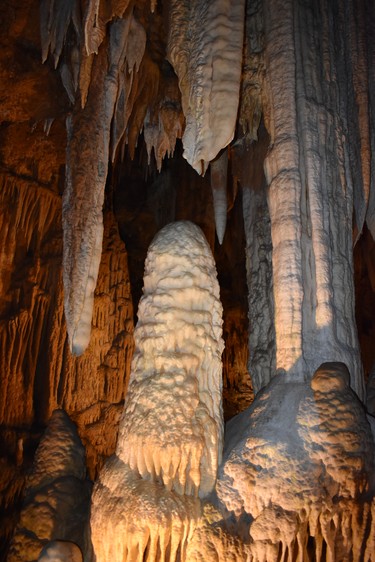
<box><xmin>40</xmin><ymin>0</ymin><xmax>251</xmax><ymax>353</ymax></box>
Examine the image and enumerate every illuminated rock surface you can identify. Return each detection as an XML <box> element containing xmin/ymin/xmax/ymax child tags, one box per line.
<box><xmin>91</xmin><ymin>221</ymin><xmax>224</xmax><ymax>561</ymax></box>
<box><xmin>7</xmin><ymin>411</ymin><xmax>91</xmax><ymax>562</ymax></box>
<box><xmin>217</xmin><ymin>362</ymin><xmax>375</xmax><ymax>561</ymax></box>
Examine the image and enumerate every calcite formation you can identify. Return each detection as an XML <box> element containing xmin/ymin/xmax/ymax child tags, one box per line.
<box><xmin>168</xmin><ymin>0</ymin><xmax>245</xmax><ymax>174</ymax></box>
<box><xmin>91</xmin><ymin>221</ymin><xmax>224</xmax><ymax>561</ymax></box>
<box><xmin>210</xmin><ymin>149</ymin><xmax>228</xmax><ymax>245</ymax></box>
<box><xmin>63</xmin><ymin>13</ymin><xmax>145</xmax><ymax>356</ymax></box>
<box><xmin>261</xmin><ymin>0</ymin><xmax>366</xmax><ymax>397</ymax></box>
<box><xmin>38</xmin><ymin>540</ymin><xmax>83</xmax><ymax>562</ymax></box>
<box><xmin>1</xmin><ymin>0</ymin><xmax>375</xmax><ymax>559</ymax></box>
<box><xmin>216</xmin><ymin>362</ymin><xmax>375</xmax><ymax>561</ymax></box>
<box><xmin>7</xmin><ymin>410</ymin><xmax>91</xmax><ymax>562</ymax></box>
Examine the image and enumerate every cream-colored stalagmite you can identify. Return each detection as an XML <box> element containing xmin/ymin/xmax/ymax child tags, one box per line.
<box><xmin>91</xmin><ymin>221</ymin><xmax>224</xmax><ymax>562</ymax></box>
<box><xmin>167</xmin><ymin>0</ymin><xmax>245</xmax><ymax>174</ymax></box>
<box><xmin>63</xmin><ymin>14</ymin><xmax>145</xmax><ymax>356</ymax></box>
<box><xmin>262</xmin><ymin>0</ymin><xmax>364</xmax><ymax>397</ymax></box>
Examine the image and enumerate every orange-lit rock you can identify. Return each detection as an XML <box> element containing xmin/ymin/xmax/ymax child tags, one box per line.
<box><xmin>7</xmin><ymin>410</ymin><xmax>91</xmax><ymax>562</ymax></box>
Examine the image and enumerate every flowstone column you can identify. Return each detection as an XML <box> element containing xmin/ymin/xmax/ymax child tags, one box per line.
<box><xmin>261</xmin><ymin>0</ymin><xmax>365</xmax><ymax>397</ymax></box>
<box><xmin>91</xmin><ymin>221</ymin><xmax>224</xmax><ymax>562</ymax></box>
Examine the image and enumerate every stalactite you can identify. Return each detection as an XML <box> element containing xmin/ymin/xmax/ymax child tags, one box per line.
<box><xmin>83</xmin><ymin>0</ymin><xmax>134</xmax><ymax>55</ymax></box>
<box><xmin>232</xmin><ymin>131</ymin><xmax>275</xmax><ymax>395</ymax></box>
<box><xmin>167</xmin><ymin>0</ymin><xmax>245</xmax><ymax>174</ymax></box>
<box><xmin>57</xmin><ymin>211</ymin><xmax>134</xmax><ymax>475</ymax></box>
<box><xmin>210</xmin><ymin>149</ymin><xmax>228</xmax><ymax>245</ymax></box>
<box><xmin>349</xmin><ymin>0</ymin><xmax>371</xmax><ymax>241</ymax></box>
<box><xmin>364</xmin><ymin>0</ymin><xmax>375</xmax><ymax>239</ymax></box>
<box><xmin>143</xmin><ymin>70</ymin><xmax>184</xmax><ymax>171</ymax></box>
<box><xmin>40</xmin><ymin>0</ymin><xmax>81</xmax><ymax>67</ymax></box>
<box><xmin>238</xmin><ymin>0</ymin><xmax>265</xmax><ymax>140</ymax></box>
<box><xmin>110</xmin><ymin>15</ymin><xmax>147</xmax><ymax>160</ymax></box>
<box><xmin>91</xmin><ymin>221</ymin><xmax>224</xmax><ymax>562</ymax></box>
<box><xmin>63</xmin><ymin>14</ymin><xmax>144</xmax><ymax>355</ymax></box>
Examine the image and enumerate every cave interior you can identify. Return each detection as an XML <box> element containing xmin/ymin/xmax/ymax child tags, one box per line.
<box><xmin>1</xmin><ymin>0</ymin><xmax>375</xmax><ymax>561</ymax></box>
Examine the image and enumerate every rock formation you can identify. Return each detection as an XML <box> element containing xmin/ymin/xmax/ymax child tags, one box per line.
<box><xmin>7</xmin><ymin>410</ymin><xmax>91</xmax><ymax>562</ymax></box>
<box><xmin>1</xmin><ymin>0</ymin><xmax>375</xmax><ymax>559</ymax></box>
<box><xmin>216</xmin><ymin>362</ymin><xmax>375</xmax><ymax>561</ymax></box>
<box><xmin>38</xmin><ymin>541</ymin><xmax>83</xmax><ymax>562</ymax></box>
<box><xmin>91</xmin><ymin>221</ymin><xmax>224</xmax><ymax>561</ymax></box>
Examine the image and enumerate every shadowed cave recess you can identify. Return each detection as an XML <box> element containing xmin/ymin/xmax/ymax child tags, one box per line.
<box><xmin>1</xmin><ymin>0</ymin><xmax>375</xmax><ymax>560</ymax></box>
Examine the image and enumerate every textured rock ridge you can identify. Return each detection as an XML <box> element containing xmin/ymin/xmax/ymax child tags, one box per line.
<box><xmin>91</xmin><ymin>221</ymin><xmax>224</xmax><ymax>562</ymax></box>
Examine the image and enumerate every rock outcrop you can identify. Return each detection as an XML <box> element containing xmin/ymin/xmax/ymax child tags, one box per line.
<box><xmin>217</xmin><ymin>362</ymin><xmax>375</xmax><ymax>561</ymax></box>
<box><xmin>7</xmin><ymin>410</ymin><xmax>91</xmax><ymax>562</ymax></box>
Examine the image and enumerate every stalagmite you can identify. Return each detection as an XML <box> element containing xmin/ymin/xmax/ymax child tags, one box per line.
<box><xmin>216</xmin><ymin>362</ymin><xmax>375</xmax><ymax>561</ymax></box>
<box><xmin>117</xmin><ymin>221</ymin><xmax>224</xmax><ymax>496</ymax></box>
<box><xmin>91</xmin><ymin>221</ymin><xmax>224</xmax><ymax>561</ymax></box>
<box><xmin>63</xmin><ymin>14</ymin><xmax>145</xmax><ymax>355</ymax></box>
<box><xmin>7</xmin><ymin>411</ymin><xmax>91</xmax><ymax>562</ymax></box>
<box><xmin>210</xmin><ymin>149</ymin><xmax>228</xmax><ymax>245</ymax></box>
<box><xmin>167</xmin><ymin>0</ymin><xmax>245</xmax><ymax>174</ymax></box>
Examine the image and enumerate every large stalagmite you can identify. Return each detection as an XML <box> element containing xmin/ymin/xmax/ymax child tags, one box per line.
<box><xmin>91</xmin><ymin>221</ymin><xmax>224</xmax><ymax>561</ymax></box>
